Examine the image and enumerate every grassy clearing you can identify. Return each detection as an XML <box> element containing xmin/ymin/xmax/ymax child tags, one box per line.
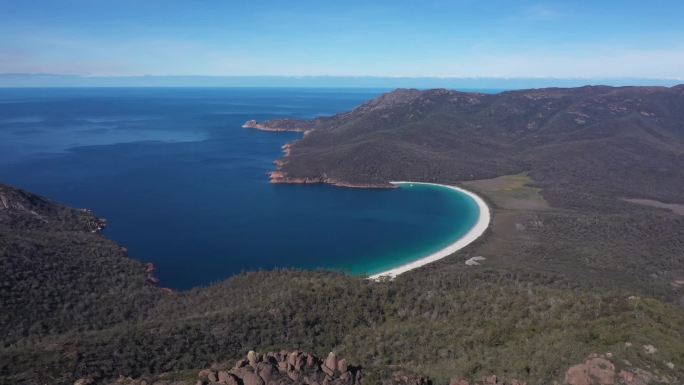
<box><xmin>462</xmin><ymin>173</ymin><xmax>549</xmax><ymax>211</ymax></box>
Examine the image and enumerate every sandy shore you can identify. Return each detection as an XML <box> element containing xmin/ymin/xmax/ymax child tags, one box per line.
<box><xmin>368</xmin><ymin>181</ymin><xmax>491</xmax><ymax>280</ymax></box>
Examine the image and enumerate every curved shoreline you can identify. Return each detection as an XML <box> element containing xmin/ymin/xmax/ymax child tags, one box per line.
<box><xmin>368</xmin><ymin>181</ymin><xmax>491</xmax><ymax>280</ymax></box>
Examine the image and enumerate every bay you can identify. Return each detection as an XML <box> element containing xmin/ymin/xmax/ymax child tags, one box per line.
<box><xmin>0</xmin><ymin>88</ymin><xmax>480</xmax><ymax>290</ymax></box>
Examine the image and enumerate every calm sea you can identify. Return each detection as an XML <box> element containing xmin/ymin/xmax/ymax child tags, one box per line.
<box><xmin>0</xmin><ymin>88</ymin><xmax>480</xmax><ymax>290</ymax></box>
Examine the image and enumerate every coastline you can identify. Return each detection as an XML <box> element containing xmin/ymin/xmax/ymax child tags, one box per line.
<box><xmin>368</xmin><ymin>181</ymin><xmax>491</xmax><ymax>280</ymax></box>
<box><xmin>269</xmin><ymin>171</ymin><xmax>393</xmax><ymax>189</ymax></box>
<box><xmin>243</xmin><ymin>119</ymin><xmax>492</xmax><ymax>278</ymax></box>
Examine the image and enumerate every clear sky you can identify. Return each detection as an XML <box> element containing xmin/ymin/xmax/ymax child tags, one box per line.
<box><xmin>1</xmin><ymin>0</ymin><xmax>683</xmax><ymax>79</ymax></box>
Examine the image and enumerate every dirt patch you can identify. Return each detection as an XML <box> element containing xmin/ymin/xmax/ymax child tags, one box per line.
<box><xmin>622</xmin><ymin>198</ymin><xmax>684</xmax><ymax>215</ymax></box>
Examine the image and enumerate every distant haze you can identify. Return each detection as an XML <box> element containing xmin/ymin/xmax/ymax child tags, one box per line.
<box><xmin>0</xmin><ymin>74</ymin><xmax>681</xmax><ymax>89</ymax></box>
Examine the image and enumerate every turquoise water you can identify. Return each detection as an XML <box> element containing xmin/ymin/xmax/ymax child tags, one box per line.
<box><xmin>344</xmin><ymin>183</ymin><xmax>479</xmax><ymax>276</ymax></box>
<box><xmin>0</xmin><ymin>88</ymin><xmax>482</xmax><ymax>290</ymax></box>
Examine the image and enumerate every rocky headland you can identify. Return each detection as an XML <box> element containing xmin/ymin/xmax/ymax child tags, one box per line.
<box><xmin>242</xmin><ymin>119</ymin><xmax>315</xmax><ymax>133</ymax></box>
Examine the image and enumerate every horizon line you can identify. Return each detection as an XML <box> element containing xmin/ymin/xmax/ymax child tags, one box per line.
<box><xmin>2</xmin><ymin>73</ymin><xmax>683</xmax><ymax>81</ymax></box>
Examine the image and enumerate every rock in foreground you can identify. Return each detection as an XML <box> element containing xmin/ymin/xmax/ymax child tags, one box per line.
<box><xmin>105</xmin><ymin>350</ymin><xmax>370</xmax><ymax>385</ymax></box>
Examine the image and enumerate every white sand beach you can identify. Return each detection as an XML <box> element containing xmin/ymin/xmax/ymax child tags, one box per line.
<box><xmin>369</xmin><ymin>181</ymin><xmax>491</xmax><ymax>280</ymax></box>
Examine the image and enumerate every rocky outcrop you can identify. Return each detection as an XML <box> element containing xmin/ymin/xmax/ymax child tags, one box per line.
<box><xmin>268</xmin><ymin>171</ymin><xmax>392</xmax><ymax>188</ymax></box>
<box><xmin>242</xmin><ymin>119</ymin><xmax>314</xmax><ymax>133</ymax></box>
<box><xmin>563</xmin><ymin>354</ymin><xmax>673</xmax><ymax>385</ymax></box>
<box><xmin>103</xmin><ymin>350</ymin><xmax>433</xmax><ymax>385</ymax></box>
<box><xmin>143</xmin><ymin>262</ymin><xmax>160</xmax><ymax>285</ymax></box>
<box><xmin>86</xmin><ymin>351</ymin><xmax>681</xmax><ymax>385</ymax></box>
<box><xmin>563</xmin><ymin>356</ymin><xmax>615</xmax><ymax>385</ymax></box>
<box><xmin>195</xmin><ymin>350</ymin><xmax>361</xmax><ymax>385</ymax></box>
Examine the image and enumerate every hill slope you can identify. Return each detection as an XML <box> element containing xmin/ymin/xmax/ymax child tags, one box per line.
<box><xmin>256</xmin><ymin>86</ymin><xmax>683</xmax><ymax>209</ymax></box>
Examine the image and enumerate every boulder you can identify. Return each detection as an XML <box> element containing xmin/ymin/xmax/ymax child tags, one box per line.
<box><xmin>295</xmin><ymin>353</ymin><xmax>306</xmax><ymax>371</ymax></box>
<box><xmin>197</xmin><ymin>370</ymin><xmax>213</xmax><ymax>380</ymax></box>
<box><xmin>338</xmin><ymin>358</ymin><xmax>348</xmax><ymax>373</ymax></box>
<box><xmin>257</xmin><ymin>362</ymin><xmax>275</xmax><ymax>383</ymax></box>
<box><xmin>564</xmin><ymin>356</ymin><xmax>616</xmax><ymax>385</ymax></box>
<box><xmin>287</xmin><ymin>368</ymin><xmax>301</xmax><ymax>381</ymax></box>
<box><xmin>242</xmin><ymin>371</ymin><xmax>265</xmax><ymax>385</ymax></box>
<box><xmin>218</xmin><ymin>371</ymin><xmax>239</xmax><ymax>385</ymax></box>
<box><xmin>287</xmin><ymin>351</ymin><xmax>298</xmax><ymax>367</ymax></box>
<box><xmin>306</xmin><ymin>353</ymin><xmax>316</xmax><ymax>368</ymax></box>
<box><xmin>324</xmin><ymin>352</ymin><xmax>338</xmax><ymax>373</ymax></box>
<box><xmin>248</xmin><ymin>350</ymin><xmax>259</xmax><ymax>367</ymax></box>
<box><xmin>235</xmin><ymin>358</ymin><xmax>249</xmax><ymax>369</ymax></box>
<box><xmin>207</xmin><ymin>371</ymin><xmax>218</xmax><ymax>383</ymax></box>
<box><xmin>449</xmin><ymin>379</ymin><xmax>469</xmax><ymax>385</ymax></box>
<box><xmin>321</xmin><ymin>363</ymin><xmax>334</xmax><ymax>377</ymax></box>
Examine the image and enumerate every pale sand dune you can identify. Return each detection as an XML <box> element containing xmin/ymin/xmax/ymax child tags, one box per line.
<box><xmin>369</xmin><ymin>181</ymin><xmax>491</xmax><ymax>280</ymax></box>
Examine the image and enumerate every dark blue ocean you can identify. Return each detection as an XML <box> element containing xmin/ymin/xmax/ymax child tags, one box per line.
<box><xmin>0</xmin><ymin>88</ymin><xmax>479</xmax><ymax>290</ymax></box>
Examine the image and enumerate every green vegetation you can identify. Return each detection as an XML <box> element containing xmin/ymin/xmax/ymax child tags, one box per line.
<box><xmin>2</xmin><ymin>266</ymin><xmax>683</xmax><ymax>384</ymax></box>
<box><xmin>1</xmin><ymin>85</ymin><xmax>684</xmax><ymax>384</ymax></box>
<box><xmin>462</xmin><ymin>173</ymin><xmax>548</xmax><ymax>210</ymax></box>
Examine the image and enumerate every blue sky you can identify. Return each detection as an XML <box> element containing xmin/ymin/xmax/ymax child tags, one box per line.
<box><xmin>1</xmin><ymin>0</ymin><xmax>683</xmax><ymax>79</ymax></box>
